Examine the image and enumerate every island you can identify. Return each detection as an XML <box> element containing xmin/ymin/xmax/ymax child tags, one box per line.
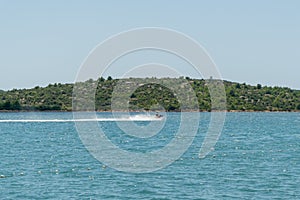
<box><xmin>0</xmin><ymin>77</ymin><xmax>299</xmax><ymax>112</ymax></box>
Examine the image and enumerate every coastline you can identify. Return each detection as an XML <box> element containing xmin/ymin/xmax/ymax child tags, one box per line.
<box><xmin>0</xmin><ymin>110</ymin><xmax>299</xmax><ymax>113</ymax></box>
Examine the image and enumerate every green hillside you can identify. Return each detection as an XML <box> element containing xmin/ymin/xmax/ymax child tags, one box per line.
<box><xmin>0</xmin><ymin>77</ymin><xmax>299</xmax><ymax>112</ymax></box>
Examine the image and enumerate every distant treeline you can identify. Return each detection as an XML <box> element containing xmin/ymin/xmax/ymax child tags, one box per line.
<box><xmin>0</xmin><ymin>77</ymin><xmax>300</xmax><ymax>112</ymax></box>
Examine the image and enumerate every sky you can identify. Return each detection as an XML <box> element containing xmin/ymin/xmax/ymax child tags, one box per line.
<box><xmin>0</xmin><ymin>0</ymin><xmax>299</xmax><ymax>90</ymax></box>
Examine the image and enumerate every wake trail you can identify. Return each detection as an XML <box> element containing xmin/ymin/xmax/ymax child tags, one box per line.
<box><xmin>0</xmin><ymin>116</ymin><xmax>163</xmax><ymax>123</ymax></box>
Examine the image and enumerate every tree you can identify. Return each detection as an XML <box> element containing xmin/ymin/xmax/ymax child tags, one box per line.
<box><xmin>3</xmin><ymin>101</ymin><xmax>11</xmax><ymax>110</ymax></box>
<box><xmin>12</xmin><ymin>101</ymin><xmax>21</xmax><ymax>110</ymax></box>
<box><xmin>229</xmin><ymin>89</ymin><xmax>235</xmax><ymax>96</ymax></box>
<box><xmin>98</xmin><ymin>77</ymin><xmax>105</xmax><ymax>82</ymax></box>
<box><xmin>257</xmin><ymin>84</ymin><xmax>262</xmax><ymax>89</ymax></box>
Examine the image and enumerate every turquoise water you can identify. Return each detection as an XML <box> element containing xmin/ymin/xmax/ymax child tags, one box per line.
<box><xmin>0</xmin><ymin>112</ymin><xmax>299</xmax><ymax>199</ymax></box>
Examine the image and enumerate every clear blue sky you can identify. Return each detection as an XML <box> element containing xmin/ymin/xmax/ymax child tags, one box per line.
<box><xmin>0</xmin><ymin>0</ymin><xmax>299</xmax><ymax>90</ymax></box>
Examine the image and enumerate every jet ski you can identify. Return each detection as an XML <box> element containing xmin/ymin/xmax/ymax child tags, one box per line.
<box><xmin>155</xmin><ymin>113</ymin><xmax>163</xmax><ymax>118</ymax></box>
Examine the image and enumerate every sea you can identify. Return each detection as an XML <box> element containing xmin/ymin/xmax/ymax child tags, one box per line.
<box><xmin>0</xmin><ymin>112</ymin><xmax>299</xmax><ymax>199</ymax></box>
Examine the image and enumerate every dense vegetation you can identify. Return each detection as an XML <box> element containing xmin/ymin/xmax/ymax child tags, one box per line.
<box><xmin>0</xmin><ymin>77</ymin><xmax>299</xmax><ymax>112</ymax></box>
